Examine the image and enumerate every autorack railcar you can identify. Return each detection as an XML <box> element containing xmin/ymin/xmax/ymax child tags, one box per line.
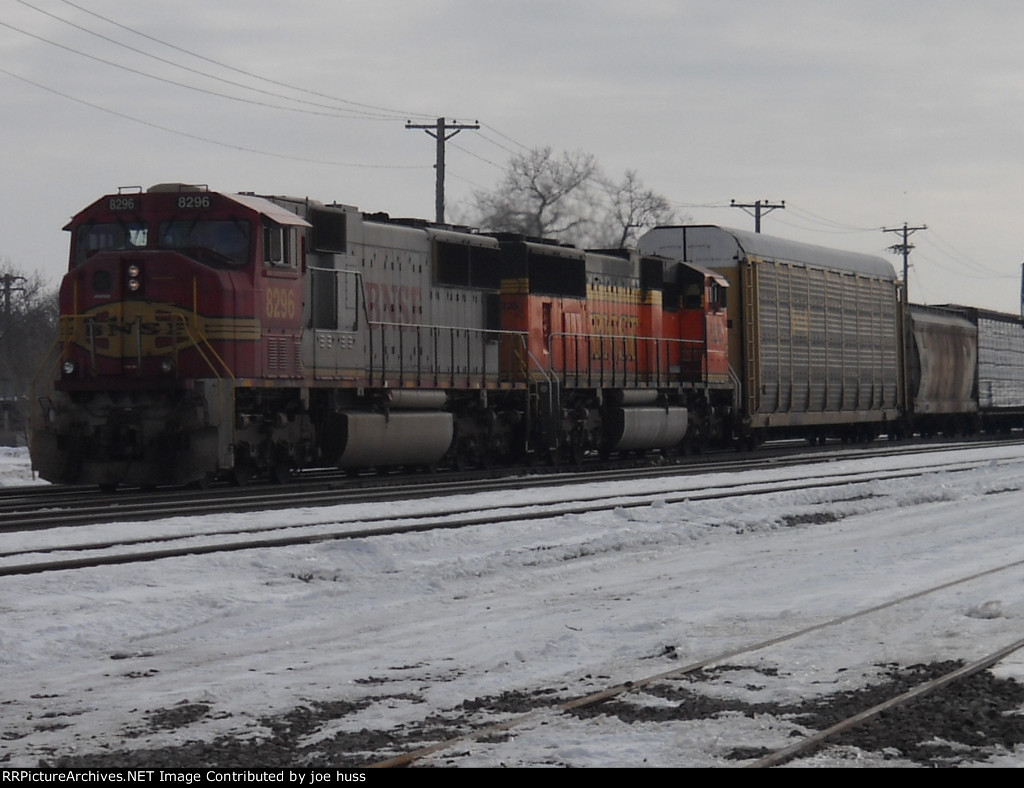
<box><xmin>637</xmin><ymin>225</ymin><xmax>903</xmax><ymax>443</ymax></box>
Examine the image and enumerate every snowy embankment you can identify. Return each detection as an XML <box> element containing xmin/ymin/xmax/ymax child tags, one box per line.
<box><xmin>2</xmin><ymin>444</ymin><xmax>1024</xmax><ymax>766</ymax></box>
<box><xmin>0</xmin><ymin>447</ymin><xmax>44</xmax><ymax>486</ymax></box>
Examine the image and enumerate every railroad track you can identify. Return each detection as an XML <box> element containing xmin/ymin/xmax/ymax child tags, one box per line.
<box><xmin>8</xmin><ymin>439</ymin><xmax>1024</xmax><ymax>769</ymax></box>
<box><xmin>3</xmin><ymin>435</ymin><xmax>1020</xmax><ymax>532</ymax></box>
<box><xmin>367</xmin><ymin>554</ymin><xmax>1024</xmax><ymax>768</ymax></box>
<box><xmin>4</xmin><ymin>445</ymin><xmax>1023</xmax><ymax>577</ymax></box>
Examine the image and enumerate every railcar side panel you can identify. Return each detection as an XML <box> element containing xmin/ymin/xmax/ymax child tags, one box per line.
<box><xmin>751</xmin><ymin>262</ymin><xmax>901</xmax><ymax>418</ymax></box>
<box><xmin>907</xmin><ymin>305</ymin><xmax>978</xmax><ymax>417</ymax></box>
<box><xmin>978</xmin><ymin>312</ymin><xmax>1024</xmax><ymax>413</ymax></box>
<box><xmin>639</xmin><ymin>225</ymin><xmax>902</xmax><ymax>435</ymax></box>
<box><xmin>931</xmin><ymin>306</ymin><xmax>1024</xmax><ymax>430</ymax></box>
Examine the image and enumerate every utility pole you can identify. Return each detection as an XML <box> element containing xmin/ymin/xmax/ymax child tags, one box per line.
<box><xmin>0</xmin><ymin>274</ymin><xmax>25</xmax><ymax>404</ymax></box>
<box><xmin>406</xmin><ymin>117</ymin><xmax>480</xmax><ymax>224</ymax></box>
<box><xmin>884</xmin><ymin>223</ymin><xmax>926</xmax><ymax>425</ymax></box>
<box><xmin>882</xmin><ymin>223</ymin><xmax>927</xmax><ymax>304</ymax></box>
<box><xmin>0</xmin><ymin>274</ymin><xmax>25</xmax><ymax>321</ymax></box>
<box><xmin>730</xmin><ymin>199</ymin><xmax>785</xmax><ymax>233</ymax></box>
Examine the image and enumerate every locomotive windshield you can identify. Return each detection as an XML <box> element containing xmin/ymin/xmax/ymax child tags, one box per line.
<box><xmin>158</xmin><ymin>219</ymin><xmax>252</xmax><ymax>267</ymax></box>
<box><xmin>73</xmin><ymin>222</ymin><xmax>148</xmax><ymax>266</ymax></box>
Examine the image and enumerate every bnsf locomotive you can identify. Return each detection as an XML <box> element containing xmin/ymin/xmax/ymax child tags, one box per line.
<box><xmin>31</xmin><ymin>184</ymin><xmax>731</xmax><ymax>488</ymax></box>
<box><xmin>30</xmin><ymin>184</ymin><xmax>1024</xmax><ymax>489</ymax></box>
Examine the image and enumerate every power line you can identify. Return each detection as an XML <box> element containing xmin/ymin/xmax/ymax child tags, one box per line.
<box><xmin>0</xmin><ymin>17</ymin><xmax>397</xmax><ymax>121</ymax></box>
<box><xmin>0</xmin><ymin>65</ymin><xmax>430</xmax><ymax>169</ymax></box>
<box><xmin>45</xmin><ymin>0</ymin><xmax>434</xmax><ymax>121</ymax></box>
<box><xmin>479</xmin><ymin>123</ymin><xmax>530</xmax><ymax>153</ymax></box>
<box><xmin>783</xmin><ymin>204</ymin><xmax>881</xmax><ymax>234</ymax></box>
<box><xmin>448</xmin><ymin>139</ymin><xmax>505</xmax><ymax>170</ymax></box>
<box><xmin>919</xmin><ymin>230</ymin><xmax>1009</xmax><ymax>279</ymax></box>
<box><xmin>11</xmin><ymin>1</ymin><xmax>536</xmax><ymax>174</ymax></box>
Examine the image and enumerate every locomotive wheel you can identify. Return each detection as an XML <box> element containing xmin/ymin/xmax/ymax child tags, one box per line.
<box><xmin>270</xmin><ymin>463</ymin><xmax>291</xmax><ymax>485</ymax></box>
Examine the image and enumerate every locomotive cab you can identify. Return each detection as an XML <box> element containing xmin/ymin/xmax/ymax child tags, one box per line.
<box><xmin>32</xmin><ymin>184</ymin><xmax>310</xmax><ymax>488</ymax></box>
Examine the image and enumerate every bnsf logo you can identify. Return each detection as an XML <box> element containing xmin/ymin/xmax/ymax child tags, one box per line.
<box><xmin>62</xmin><ymin>305</ymin><xmax>259</xmax><ymax>358</ymax></box>
<box><xmin>365</xmin><ymin>283</ymin><xmax>421</xmax><ymax>323</ymax></box>
<box><xmin>84</xmin><ymin>314</ymin><xmax>179</xmax><ymax>338</ymax></box>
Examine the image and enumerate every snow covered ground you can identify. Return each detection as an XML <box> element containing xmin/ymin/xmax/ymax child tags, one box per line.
<box><xmin>2</xmin><ymin>444</ymin><xmax>1024</xmax><ymax>767</ymax></box>
<box><xmin>0</xmin><ymin>447</ymin><xmax>45</xmax><ymax>487</ymax></box>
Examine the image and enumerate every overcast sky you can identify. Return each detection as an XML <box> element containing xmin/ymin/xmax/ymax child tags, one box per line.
<box><xmin>3</xmin><ymin>0</ymin><xmax>1024</xmax><ymax>312</ymax></box>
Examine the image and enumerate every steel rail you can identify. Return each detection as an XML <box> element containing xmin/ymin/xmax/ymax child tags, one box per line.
<box><xmin>3</xmin><ymin>456</ymin><xmax>1017</xmax><ymax>577</ymax></box>
<box><xmin>5</xmin><ymin>438</ymin><xmax>1021</xmax><ymax>533</ymax></box>
<box><xmin>370</xmin><ymin>554</ymin><xmax>1024</xmax><ymax>768</ymax></box>
<box><xmin>748</xmin><ymin>636</ymin><xmax>1024</xmax><ymax>768</ymax></box>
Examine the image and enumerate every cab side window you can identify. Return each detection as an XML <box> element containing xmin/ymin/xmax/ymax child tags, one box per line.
<box><xmin>264</xmin><ymin>222</ymin><xmax>298</xmax><ymax>269</ymax></box>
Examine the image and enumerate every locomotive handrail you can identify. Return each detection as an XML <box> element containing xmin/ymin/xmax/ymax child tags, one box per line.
<box><xmin>546</xmin><ymin>331</ymin><xmax>704</xmax><ymax>389</ymax></box>
<box><xmin>170</xmin><ymin>313</ymin><xmax>234</xmax><ymax>379</ymax></box>
<box><xmin>366</xmin><ymin>320</ymin><xmax>533</xmax><ymax>389</ymax></box>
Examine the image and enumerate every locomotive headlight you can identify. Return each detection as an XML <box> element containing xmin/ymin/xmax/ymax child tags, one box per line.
<box><xmin>160</xmin><ymin>357</ymin><xmax>174</xmax><ymax>374</ymax></box>
<box><xmin>128</xmin><ymin>278</ymin><xmax>141</xmax><ymax>292</ymax></box>
<box><xmin>61</xmin><ymin>360</ymin><xmax>76</xmax><ymax>376</ymax></box>
<box><xmin>127</xmin><ymin>263</ymin><xmax>142</xmax><ymax>293</ymax></box>
<box><xmin>127</xmin><ymin>264</ymin><xmax>141</xmax><ymax>278</ymax></box>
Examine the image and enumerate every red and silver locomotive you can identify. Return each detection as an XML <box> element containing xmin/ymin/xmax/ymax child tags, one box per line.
<box><xmin>31</xmin><ymin>184</ymin><xmax>731</xmax><ymax>488</ymax></box>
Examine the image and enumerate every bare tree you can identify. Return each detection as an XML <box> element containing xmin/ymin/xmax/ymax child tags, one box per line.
<box><xmin>0</xmin><ymin>261</ymin><xmax>57</xmax><ymax>443</ymax></box>
<box><xmin>464</xmin><ymin>147</ymin><xmax>681</xmax><ymax>249</ymax></box>
<box><xmin>599</xmin><ymin>170</ymin><xmax>680</xmax><ymax>249</ymax></box>
<box><xmin>469</xmin><ymin>147</ymin><xmax>602</xmax><ymax>244</ymax></box>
